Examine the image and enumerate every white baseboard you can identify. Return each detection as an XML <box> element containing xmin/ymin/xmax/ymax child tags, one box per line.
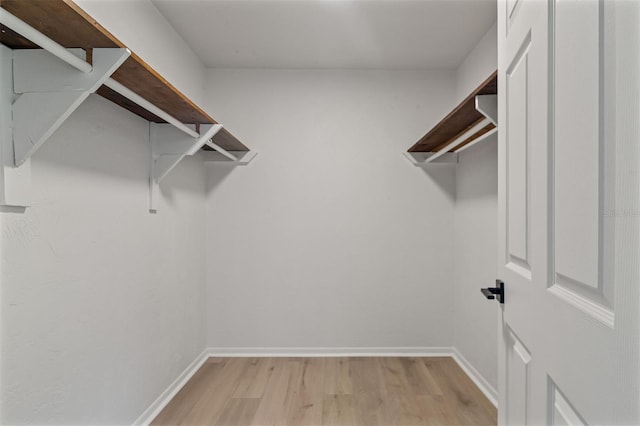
<box><xmin>205</xmin><ymin>346</ymin><xmax>454</xmax><ymax>357</ymax></box>
<box><xmin>451</xmin><ymin>348</ymin><xmax>498</xmax><ymax>407</ymax></box>
<box><xmin>133</xmin><ymin>346</ymin><xmax>496</xmax><ymax>425</ymax></box>
<box><xmin>132</xmin><ymin>349</ymin><xmax>209</xmax><ymax>426</ymax></box>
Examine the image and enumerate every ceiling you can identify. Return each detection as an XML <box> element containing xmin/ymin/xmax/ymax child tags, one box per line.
<box><xmin>152</xmin><ymin>0</ymin><xmax>497</xmax><ymax>70</ymax></box>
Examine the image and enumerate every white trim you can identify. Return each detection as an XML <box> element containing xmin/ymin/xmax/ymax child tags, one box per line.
<box><xmin>132</xmin><ymin>349</ymin><xmax>209</xmax><ymax>426</ymax></box>
<box><xmin>451</xmin><ymin>348</ymin><xmax>498</xmax><ymax>407</ymax></box>
<box><xmin>204</xmin><ymin>346</ymin><xmax>454</xmax><ymax>357</ymax></box>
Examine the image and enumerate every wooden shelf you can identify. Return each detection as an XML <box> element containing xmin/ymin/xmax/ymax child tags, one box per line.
<box><xmin>408</xmin><ymin>71</ymin><xmax>497</xmax><ymax>153</ymax></box>
<box><xmin>0</xmin><ymin>0</ymin><xmax>248</xmax><ymax>152</ymax></box>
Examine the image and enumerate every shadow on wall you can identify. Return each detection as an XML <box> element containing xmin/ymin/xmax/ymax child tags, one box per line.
<box><xmin>412</xmin><ymin>134</ymin><xmax>498</xmax><ymax>203</ymax></box>
<box><xmin>456</xmin><ymin>136</ymin><xmax>498</xmax><ymax>201</ymax></box>
<box><xmin>418</xmin><ymin>164</ymin><xmax>457</xmax><ymax>203</ymax></box>
<box><xmin>0</xmin><ymin>206</ymin><xmax>26</xmax><ymax>214</ymax></box>
<box><xmin>28</xmin><ymin>95</ymin><xmax>153</xmax><ymax>183</ymax></box>
<box><xmin>204</xmin><ymin>162</ymin><xmax>237</xmax><ymax>196</ymax></box>
<box><xmin>157</xmin><ymin>154</ymin><xmax>207</xmax><ymax>210</ymax></box>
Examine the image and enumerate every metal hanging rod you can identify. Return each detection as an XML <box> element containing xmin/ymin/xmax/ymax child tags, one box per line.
<box><xmin>453</xmin><ymin>126</ymin><xmax>497</xmax><ymax>154</ymax></box>
<box><xmin>104</xmin><ymin>79</ymin><xmax>199</xmax><ymax>138</ymax></box>
<box><xmin>0</xmin><ymin>8</ymin><xmax>93</xmax><ymax>73</ymax></box>
<box><xmin>0</xmin><ymin>8</ymin><xmax>200</xmax><ymax>140</ymax></box>
<box><xmin>205</xmin><ymin>140</ymin><xmax>237</xmax><ymax>161</ymax></box>
<box><xmin>423</xmin><ymin>117</ymin><xmax>492</xmax><ymax>164</ymax></box>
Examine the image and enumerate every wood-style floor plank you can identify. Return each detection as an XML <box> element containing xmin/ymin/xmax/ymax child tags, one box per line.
<box><xmin>322</xmin><ymin>394</ymin><xmax>356</xmax><ymax>425</ymax></box>
<box><xmin>179</xmin><ymin>358</ymin><xmax>248</xmax><ymax>425</ymax></box>
<box><xmin>324</xmin><ymin>357</ymin><xmax>352</xmax><ymax>396</ymax></box>
<box><xmin>286</xmin><ymin>358</ymin><xmax>326</xmax><ymax>425</ymax></box>
<box><xmin>151</xmin><ymin>356</ymin><xmax>497</xmax><ymax>426</ymax></box>
<box><xmin>232</xmin><ymin>357</ymin><xmax>276</xmax><ymax>399</ymax></box>
<box><xmin>215</xmin><ymin>398</ymin><xmax>260</xmax><ymax>426</ymax></box>
<box><xmin>151</xmin><ymin>361</ymin><xmax>226</xmax><ymax>426</ymax></box>
<box><xmin>249</xmin><ymin>359</ymin><xmax>297</xmax><ymax>426</ymax></box>
<box><xmin>423</xmin><ymin>357</ymin><xmax>496</xmax><ymax>426</ymax></box>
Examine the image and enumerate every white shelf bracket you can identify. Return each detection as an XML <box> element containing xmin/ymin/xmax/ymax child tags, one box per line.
<box><xmin>0</xmin><ymin>46</ymin><xmax>129</xmax><ymax>207</ymax></box>
<box><xmin>0</xmin><ymin>45</ymin><xmax>30</xmax><ymax>207</ymax></box>
<box><xmin>451</xmin><ymin>94</ymin><xmax>498</xmax><ymax>154</ymax></box>
<box><xmin>149</xmin><ymin>123</ymin><xmax>223</xmax><ymax>211</ymax></box>
<box><xmin>475</xmin><ymin>94</ymin><xmax>498</xmax><ymax>125</ymax></box>
<box><xmin>201</xmin><ymin>150</ymin><xmax>258</xmax><ymax>165</ymax></box>
<box><xmin>12</xmin><ymin>47</ymin><xmax>130</xmax><ymax>166</ymax></box>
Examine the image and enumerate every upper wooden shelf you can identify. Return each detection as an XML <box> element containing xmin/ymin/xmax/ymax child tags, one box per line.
<box><xmin>408</xmin><ymin>72</ymin><xmax>497</xmax><ymax>153</ymax></box>
<box><xmin>0</xmin><ymin>0</ymin><xmax>248</xmax><ymax>152</ymax></box>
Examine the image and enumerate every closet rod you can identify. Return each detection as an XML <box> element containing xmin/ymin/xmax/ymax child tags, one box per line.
<box><xmin>204</xmin><ymin>140</ymin><xmax>238</xmax><ymax>161</ymax></box>
<box><xmin>103</xmin><ymin>79</ymin><xmax>199</xmax><ymax>138</ymax></box>
<box><xmin>0</xmin><ymin>8</ymin><xmax>199</xmax><ymax>139</ymax></box>
<box><xmin>422</xmin><ymin>117</ymin><xmax>492</xmax><ymax>164</ymax></box>
<box><xmin>453</xmin><ymin>126</ymin><xmax>497</xmax><ymax>154</ymax></box>
<box><xmin>0</xmin><ymin>8</ymin><xmax>92</xmax><ymax>72</ymax></box>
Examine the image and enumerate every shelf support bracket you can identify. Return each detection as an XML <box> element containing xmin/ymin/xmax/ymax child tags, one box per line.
<box><xmin>201</xmin><ymin>150</ymin><xmax>258</xmax><ymax>165</ymax></box>
<box><xmin>149</xmin><ymin>123</ymin><xmax>223</xmax><ymax>212</ymax></box>
<box><xmin>1</xmin><ymin>46</ymin><xmax>129</xmax><ymax>207</ymax></box>
<box><xmin>475</xmin><ymin>94</ymin><xmax>498</xmax><ymax>125</ymax></box>
<box><xmin>12</xmin><ymin>48</ymin><xmax>130</xmax><ymax>166</ymax></box>
<box><xmin>0</xmin><ymin>45</ymin><xmax>30</xmax><ymax>207</ymax></box>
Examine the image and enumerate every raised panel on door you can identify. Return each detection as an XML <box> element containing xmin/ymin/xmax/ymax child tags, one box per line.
<box><xmin>549</xmin><ymin>0</ymin><xmax>615</xmax><ymax>327</ymax></box>
<box><xmin>505</xmin><ymin>32</ymin><xmax>532</xmax><ymax>280</ymax></box>
<box><xmin>506</xmin><ymin>0</ymin><xmax>521</xmax><ymax>25</ymax></box>
<box><xmin>505</xmin><ymin>327</ymin><xmax>531</xmax><ymax>425</ymax></box>
<box><xmin>548</xmin><ymin>379</ymin><xmax>586</xmax><ymax>426</ymax></box>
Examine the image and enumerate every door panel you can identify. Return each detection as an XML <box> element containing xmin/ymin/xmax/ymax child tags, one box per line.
<box><xmin>506</xmin><ymin>0</ymin><xmax>523</xmax><ymax>34</ymax></box>
<box><xmin>505</xmin><ymin>33</ymin><xmax>531</xmax><ymax>277</ymax></box>
<box><xmin>498</xmin><ymin>0</ymin><xmax>639</xmax><ymax>425</ymax></box>
<box><xmin>548</xmin><ymin>380</ymin><xmax>585</xmax><ymax>426</ymax></box>
<box><xmin>505</xmin><ymin>328</ymin><xmax>531</xmax><ymax>426</ymax></box>
<box><xmin>552</xmin><ymin>0</ymin><xmax>601</xmax><ymax>292</ymax></box>
<box><xmin>549</xmin><ymin>0</ymin><xmax>615</xmax><ymax>325</ymax></box>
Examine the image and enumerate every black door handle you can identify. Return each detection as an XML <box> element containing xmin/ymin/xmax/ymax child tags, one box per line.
<box><xmin>481</xmin><ymin>280</ymin><xmax>505</xmax><ymax>304</ymax></box>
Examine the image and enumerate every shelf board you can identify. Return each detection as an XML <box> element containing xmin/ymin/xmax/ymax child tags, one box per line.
<box><xmin>0</xmin><ymin>0</ymin><xmax>248</xmax><ymax>152</ymax></box>
<box><xmin>408</xmin><ymin>71</ymin><xmax>497</xmax><ymax>153</ymax></box>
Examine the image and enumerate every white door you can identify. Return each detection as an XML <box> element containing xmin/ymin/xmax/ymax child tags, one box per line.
<box><xmin>496</xmin><ymin>0</ymin><xmax>640</xmax><ymax>424</ymax></box>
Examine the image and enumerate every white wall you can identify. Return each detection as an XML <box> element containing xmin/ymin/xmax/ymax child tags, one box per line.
<box><xmin>455</xmin><ymin>22</ymin><xmax>497</xmax><ymax>103</ymax></box>
<box><xmin>203</xmin><ymin>69</ymin><xmax>457</xmax><ymax>350</ymax></box>
<box><xmin>75</xmin><ymin>0</ymin><xmax>207</xmax><ymax>106</ymax></box>
<box><xmin>452</xmin><ymin>138</ymin><xmax>498</xmax><ymax>390</ymax></box>
<box><xmin>0</xmin><ymin>95</ymin><xmax>207</xmax><ymax>424</ymax></box>
<box><xmin>452</xmin><ymin>21</ymin><xmax>499</xmax><ymax>392</ymax></box>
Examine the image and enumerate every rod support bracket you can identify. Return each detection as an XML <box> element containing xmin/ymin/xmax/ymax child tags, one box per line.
<box><xmin>1</xmin><ymin>46</ymin><xmax>129</xmax><ymax>208</ymax></box>
<box><xmin>12</xmin><ymin>48</ymin><xmax>130</xmax><ymax>166</ymax></box>
<box><xmin>149</xmin><ymin>123</ymin><xmax>223</xmax><ymax>212</ymax></box>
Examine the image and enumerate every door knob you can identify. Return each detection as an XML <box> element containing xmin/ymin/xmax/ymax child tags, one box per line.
<box><xmin>481</xmin><ymin>280</ymin><xmax>505</xmax><ymax>304</ymax></box>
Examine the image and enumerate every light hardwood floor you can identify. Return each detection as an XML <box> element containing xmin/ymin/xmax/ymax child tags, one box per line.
<box><xmin>151</xmin><ymin>357</ymin><xmax>497</xmax><ymax>426</ymax></box>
